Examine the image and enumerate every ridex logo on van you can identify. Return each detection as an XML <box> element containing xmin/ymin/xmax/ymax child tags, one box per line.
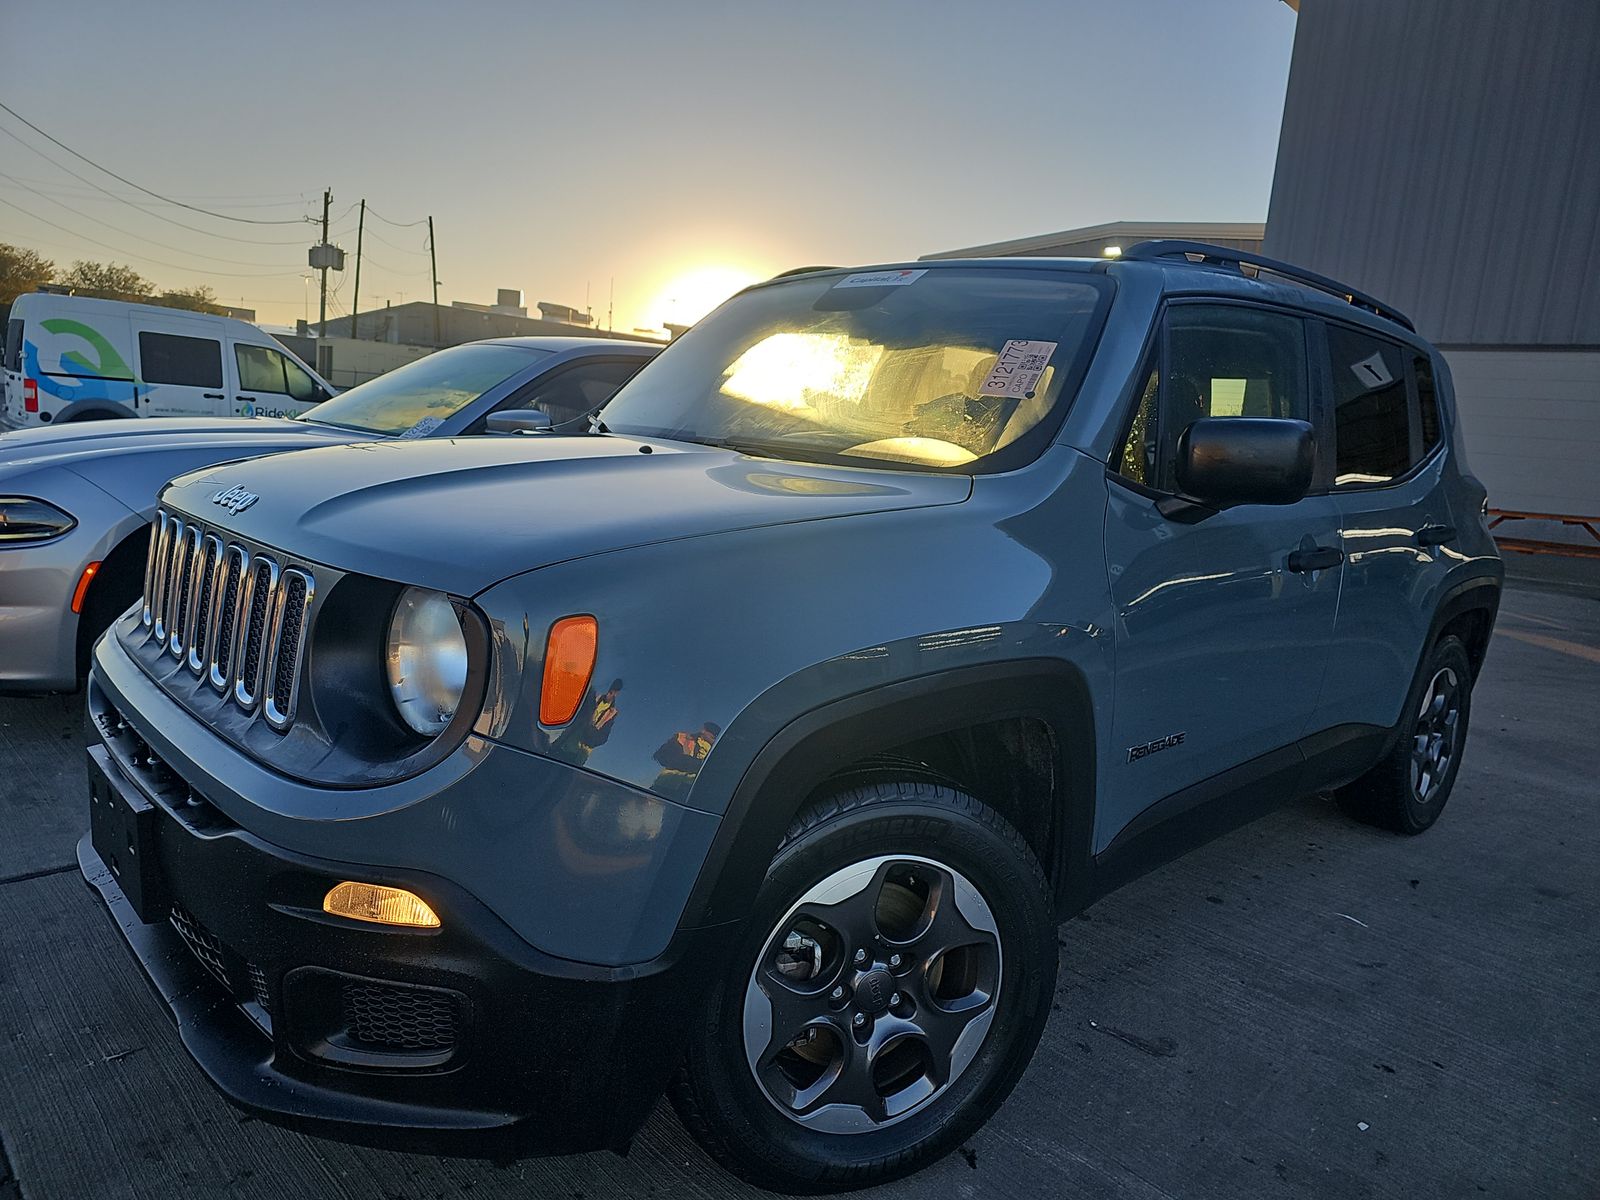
<box><xmin>1127</xmin><ymin>731</ymin><xmax>1186</xmax><ymax>763</ymax></box>
<box><xmin>211</xmin><ymin>485</ymin><xmax>260</xmax><ymax>515</ymax></box>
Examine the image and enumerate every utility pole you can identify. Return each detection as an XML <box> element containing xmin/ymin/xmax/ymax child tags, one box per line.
<box><xmin>427</xmin><ymin>216</ymin><xmax>440</xmax><ymax>346</ymax></box>
<box><xmin>351</xmin><ymin>199</ymin><xmax>365</xmax><ymax>342</ymax></box>
<box><xmin>608</xmin><ymin>277</ymin><xmax>614</xmax><ymax>332</ymax></box>
<box><xmin>318</xmin><ymin>188</ymin><xmax>330</xmax><ymax>336</ymax></box>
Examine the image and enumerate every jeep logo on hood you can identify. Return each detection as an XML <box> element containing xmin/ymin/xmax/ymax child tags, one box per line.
<box><xmin>212</xmin><ymin>484</ymin><xmax>260</xmax><ymax>515</ymax></box>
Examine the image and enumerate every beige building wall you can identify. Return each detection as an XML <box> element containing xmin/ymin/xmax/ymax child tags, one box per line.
<box><xmin>1444</xmin><ymin>349</ymin><xmax>1600</xmax><ymax>522</ymax></box>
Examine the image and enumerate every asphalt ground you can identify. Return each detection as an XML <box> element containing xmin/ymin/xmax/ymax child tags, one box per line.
<box><xmin>1</xmin><ymin>572</ymin><xmax>1596</xmax><ymax>1199</ymax></box>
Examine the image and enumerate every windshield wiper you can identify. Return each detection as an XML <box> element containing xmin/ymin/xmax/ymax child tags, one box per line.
<box><xmin>642</xmin><ymin>432</ymin><xmax>846</xmax><ymax>466</ymax></box>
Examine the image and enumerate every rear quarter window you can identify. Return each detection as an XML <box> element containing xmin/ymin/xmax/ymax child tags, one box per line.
<box><xmin>139</xmin><ymin>331</ymin><xmax>223</xmax><ymax>388</ymax></box>
<box><xmin>1324</xmin><ymin>322</ymin><xmax>1445</xmax><ymax>489</ymax></box>
<box><xmin>4</xmin><ymin>318</ymin><xmax>21</xmax><ymax>373</ymax></box>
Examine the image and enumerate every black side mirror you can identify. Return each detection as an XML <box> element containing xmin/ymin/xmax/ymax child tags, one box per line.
<box><xmin>1176</xmin><ymin>417</ymin><xmax>1314</xmax><ymax>508</ymax></box>
<box><xmin>485</xmin><ymin>408</ymin><xmax>553</xmax><ymax>435</ymax></box>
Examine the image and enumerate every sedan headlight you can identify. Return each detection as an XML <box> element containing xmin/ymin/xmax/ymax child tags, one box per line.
<box><xmin>0</xmin><ymin>496</ymin><xmax>76</xmax><ymax>543</ymax></box>
<box><xmin>385</xmin><ymin>587</ymin><xmax>469</xmax><ymax>736</ymax></box>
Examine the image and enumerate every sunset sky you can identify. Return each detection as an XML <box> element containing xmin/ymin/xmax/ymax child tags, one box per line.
<box><xmin>2</xmin><ymin>0</ymin><xmax>1297</xmax><ymax>332</ymax></box>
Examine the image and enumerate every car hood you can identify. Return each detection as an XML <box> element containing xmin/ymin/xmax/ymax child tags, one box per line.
<box><xmin>0</xmin><ymin>417</ymin><xmax>363</xmax><ymax>514</ymax></box>
<box><xmin>161</xmin><ymin>435</ymin><xmax>973</xmax><ymax>594</ymax></box>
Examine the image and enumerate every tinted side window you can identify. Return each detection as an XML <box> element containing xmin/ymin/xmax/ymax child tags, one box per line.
<box><xmin>4</xmin><ymin>319</ymin><xmax>21</xmax><ymax>373</ymax></box>
<box><xmin>501</xmin><ymin>359</ymin><xmax>646</xmax><ymax>426</ymax></box>
<box><xmin>237</xmin><ymin>344</ymin><xmax>317</xmax><ymax>400</ymax></box>
<box><xmin>1415</xmin><ymin>353</ymin><xmax>1441</xmax><ymax>452</ymax></box>
<box><xmin>1121</xmin><ymin>304</ymin><xmax>1307</xmax><ymax>492</ymax></box>
<box><xmin>1117</xmin><ymin>361</ymin><xmax>1159</xmax><ymax>487</ymax></box>
<box><xmin>140</xmin><ymin>332</ymin><xmax>222</xmax><ymax>388</ymax></box>
<box><xmin>1327</xmin><ymin>325</ymin><xmax>1410</xmax><ymax>486</ymax></box>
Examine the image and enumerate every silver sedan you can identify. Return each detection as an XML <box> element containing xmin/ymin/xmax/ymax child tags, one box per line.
<box><xmin>0</xmin><ymin>336</ymin><xmax>656</xmax><ymax>692</ymax></box>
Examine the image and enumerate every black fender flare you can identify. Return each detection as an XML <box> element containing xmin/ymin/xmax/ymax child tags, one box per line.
<box><xmin>1370</xmin><ymin>574</ymin><xmax>1502</xmax><ymax>762</ymax></box>
<box><xmin>1426</xmin><ymin>575</ymin><xmax>1502</xmax><ymax>675</ymax></box>
<box><xmin>672</xmin><ymin>658</ymin><xmax>1100</xmax><ymax>945</ymax></box>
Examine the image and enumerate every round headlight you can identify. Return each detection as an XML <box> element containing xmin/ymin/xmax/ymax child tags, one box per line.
<box><xmin>385</xmin><ymin>587</ymin><xmax>469</xmax><ymax>736</ymax></box>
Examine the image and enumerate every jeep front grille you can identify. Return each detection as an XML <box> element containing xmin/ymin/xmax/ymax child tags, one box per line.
<box><xmin>139</xmin><ymin>509</ymin><xmax>314</xmax><ymax>731</ymax></box>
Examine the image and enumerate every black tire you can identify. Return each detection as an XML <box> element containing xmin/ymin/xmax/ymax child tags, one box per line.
<box><xmin>1337</xmin><ymin>635</ymin><xmax>1473</xmax><ymax>835</ymax></box>
<box><xmin>74</xmin><ymin>532</ymin><xmax>149</xmax><ymax>684</ymax></box>
<box><xmin>670</xmin><ymin>779</ymin><xmax>1056</xmax><ymax>1193</ymax></box>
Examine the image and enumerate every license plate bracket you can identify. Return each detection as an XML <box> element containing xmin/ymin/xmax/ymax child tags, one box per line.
<box><xmin>88</xmin><ymin>749</ymin><xmax>169</xmax><ymax>923</ymax></box>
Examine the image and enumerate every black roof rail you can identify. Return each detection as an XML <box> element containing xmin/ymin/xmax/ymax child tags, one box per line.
<box><xmin>769</xmin><ymin>265</ymin><xmax>843</xmax><ymax>280</ymax></box>
<box><xmin>1118</xmin><ymin>240</ymin><xmax>1415</xmax><ymax>332</ymax></box>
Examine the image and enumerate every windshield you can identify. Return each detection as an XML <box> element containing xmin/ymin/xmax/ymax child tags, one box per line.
<box><xmin>600</xmin><ymin>267</ymin><xmax>1111</xmax><ymax>472</ymax></box>
<box><xmin>304</xmin><ymin>343</ymin><xmax>547</xmax><ymax>436</ymax></box>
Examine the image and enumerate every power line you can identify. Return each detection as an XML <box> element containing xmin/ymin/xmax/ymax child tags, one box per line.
<box><xmin>0</xmin><ymin>174</ymin><xmax>317</xmax><ymax>208</ymax></box>
<box><xmin>0</xmin><ymin>124</ymin><xmax>312</xmax><ymax>246</ymax></box>
<box><xmin>0</xmin><ymin>171</ymin><xmax>302</xmax><ymax>270</ymax></box>
<box><xmin>0</xmin><ymin>194</ymin><xmax>308</xmax><ymax>280</ymax></box>
<box><xmin>363</xmin><ymin>201</ymin><xmax>428</xmax><ymax>228</ymax></box>
<box><xmin>351</xmin><ymin>223</ymin><xmax>429</xmax><ymax>256</ymax></box>
<box><xmin>0</xmin><ymin>100</ymin><xmax>311</xmax><ymax>226</ymax></box>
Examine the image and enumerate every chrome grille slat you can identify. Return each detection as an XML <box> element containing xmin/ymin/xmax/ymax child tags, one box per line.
<box><xmin>186</xmin><ymin>535</ymin><xmax>224</xmax><ymax>674</ymax></box>
<box><xmin>263</xmin><ymin>569</ymin><xmax>312</xmax><ymax>731</ymax></box>
<box><xmin>135</xmin><ymin>509</ymin><xmax>313</xmax><ymax>734</ymax></box>
<box><xmin>140</xmin><ymin>510</ymin><xmax>168</xmax><ymax>628</ymax></box>
<box><xmin>149</xmin><ymin>515</ymin><xmax>178</xmax><ymax>642</ymax></box>
<box><xmin>233</xmin><ymin>556</ymin><xmax>280</xmax><ymax>712</ymax></box>
<box><xmin>209</xmin><ymin>546</ymin><xmax>247</xmax><ymax>692</ymax></box>
<box><xmin>167</xmin><ymin>525</ymin><xmax>201</xmax><ymax>657</ymax></box>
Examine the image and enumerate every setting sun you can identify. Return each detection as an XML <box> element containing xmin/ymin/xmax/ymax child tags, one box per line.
<box><xmin>647</xmin><ymin>264</ymin><xmax>763</xmax><ymax>330</ymax></box>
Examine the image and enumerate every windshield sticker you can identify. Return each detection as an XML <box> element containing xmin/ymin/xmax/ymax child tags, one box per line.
<box><xmin>832</xmin><ymin>269</ymin><xmax>927</xmax><ymax>289</ymax></box>
<box><xmin>398</xmin><ymin>416</ymin><xmax>445</xmax><ymax>439</ymax></box>
<box><xmin>979</xmin><ymin>340</ymin><xmax>1056</xmax><ymax>398</ymax></box>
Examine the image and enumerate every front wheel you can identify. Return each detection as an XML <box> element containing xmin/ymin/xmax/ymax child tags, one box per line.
<box><xmin>671</xmin><ymin>780</ymin><xmax>1056</xmax><ymax>1193</ymax></box>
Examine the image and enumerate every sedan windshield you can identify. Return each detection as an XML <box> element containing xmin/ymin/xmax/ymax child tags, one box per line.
<box><xmin>600</xmin><ymin>267</ymin><xmax>1110</xmax><ymax>472</ymax></box>
<box><xmin>304</xmin><ymin>344</ymin><xmax>548</xmax><ymax>436</ymax></box>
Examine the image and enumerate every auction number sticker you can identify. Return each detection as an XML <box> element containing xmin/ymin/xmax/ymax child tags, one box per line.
<box><xmin>979</xmin><ymin>340</ymin><xmax>1056</xmax><ymax>398</ymax></box>
<box><xmin>832</xmin><ymin>268</ymin><xmax>927</xmax><ymax>289</ymax></box>
<box><xmin>399</xmin><ymin>416</ymin><xmax>445</xmax><ymax>439</ymax></box>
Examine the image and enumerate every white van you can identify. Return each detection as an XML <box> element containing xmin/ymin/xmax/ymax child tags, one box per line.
<box><xmin>1</xmin><ymin>292</ymin><xmax>332</xmax><ymax>430</ymax></box>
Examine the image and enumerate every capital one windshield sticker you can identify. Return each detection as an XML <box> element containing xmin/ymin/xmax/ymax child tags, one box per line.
<box><xmin>979</xmin><ymin>340</ymin><xmax>1056</xmax><ymax>398</ymax></box>
<box><xmin>832</xmin><ymin>268</ymin><xmax>927</xmax><ymax>289</ymax></box>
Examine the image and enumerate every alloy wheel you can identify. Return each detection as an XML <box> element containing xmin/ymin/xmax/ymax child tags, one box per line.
<box><xmin>1412</xmin><ymin>665</ymin><xmax>1461</xmax><ymax>803</ymax></box>
<box><xmin>742</xmin><ymin>854</ymin><xmax>1002</xmax><ymax>1134</ymax></box>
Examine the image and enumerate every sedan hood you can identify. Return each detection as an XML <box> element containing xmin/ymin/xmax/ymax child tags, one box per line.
<box><xmin>161</xmin><ymin>435</ymin><xmax>972</xmax><ymax>594</ymax></box>
<box><xmin>0</xmin><ymin>417</ymin><xmax>361</xmax><ymax>513</ymax></box>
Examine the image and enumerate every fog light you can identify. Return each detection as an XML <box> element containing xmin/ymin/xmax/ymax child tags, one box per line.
<box><xmin>323</xmin><ymin>881</ymin><xmax>441</xmax><ymax>928</ymax></box>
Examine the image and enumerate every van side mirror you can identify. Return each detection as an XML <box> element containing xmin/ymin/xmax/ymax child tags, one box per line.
<box><xmin>1175</xmin><ymin>417</ymin><xmax>1315</xmax><ymax>508</ymax></box>
<box><xmin>485</xmin><ymin>408</ymin><xmax>553</xmax><ymax>435</ymax></box>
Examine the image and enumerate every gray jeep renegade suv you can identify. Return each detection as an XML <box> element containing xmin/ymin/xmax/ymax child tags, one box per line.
<box><xmin>80</xmin><ymin>243</ymin><xmax>1502</xmax><ymax>1192</ymax></box>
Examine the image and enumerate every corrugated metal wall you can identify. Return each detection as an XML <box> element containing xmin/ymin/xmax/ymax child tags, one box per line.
<box><xmin>1264</xmin><ymin>0</ymin><xmax>1600</xmax><ymax>347</ymax></box>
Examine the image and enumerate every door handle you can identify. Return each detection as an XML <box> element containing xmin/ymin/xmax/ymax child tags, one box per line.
<box><xmin>236</xmin><ymin>394</ymin><xmax>256</xmax><ymax>402</ymax></box>
<box><xmin>1417</xmin><ymin>523</ymin><xmax>1457</xmax><ymax>547</ymax></box>
<box><xmin>1287</xmin><ymin>544</ymin><xmax>1343</xmax><ymax>573</ymax></box>
<box><xmin>202</xmin><ymin>393</ymin><xmax>225</xmax><ymax>400</ymax></box>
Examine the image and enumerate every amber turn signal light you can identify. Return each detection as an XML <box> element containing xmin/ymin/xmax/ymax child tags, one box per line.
<box><xmin>323</xmin><ymin>881</ymin><xmax>441</xmax><ymax>928</ymax></box>
<box><xmin>541</xmin><ymin>615</ymin><xmax>597</xmax><ymax>726</ymax></box>
<box><xmin>71</xmin><ymin>561</ymin><xmax>101</xmax><ymax>614</ymax></box>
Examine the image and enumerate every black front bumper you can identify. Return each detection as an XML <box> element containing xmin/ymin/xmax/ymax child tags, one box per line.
<box><xmin>79</xmin><ymin>736</ymin><xmax>713</xmax><ymax>1157</ymax></box>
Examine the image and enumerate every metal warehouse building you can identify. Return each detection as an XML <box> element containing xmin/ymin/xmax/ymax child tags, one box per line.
<box><xmin>1265</xmin><ymin>0</ymin><xmax>1600</xmax><ymax>543</ymax></box>
<box><xmin>924</xmin><ymin>221</ymin><xmax>1264</xmax><ymax>262</ymax></box>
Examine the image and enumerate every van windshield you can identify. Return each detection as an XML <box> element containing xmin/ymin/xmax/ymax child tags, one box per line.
<box><xmin>600</xmin><ymin>267</ymin><xmax>1111</xmax><ymax>472</ymax></box>
<box><xmin>304</xmin><ymin>343</ymin><xmax>548</xmax><ymax>436</ymax></box>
